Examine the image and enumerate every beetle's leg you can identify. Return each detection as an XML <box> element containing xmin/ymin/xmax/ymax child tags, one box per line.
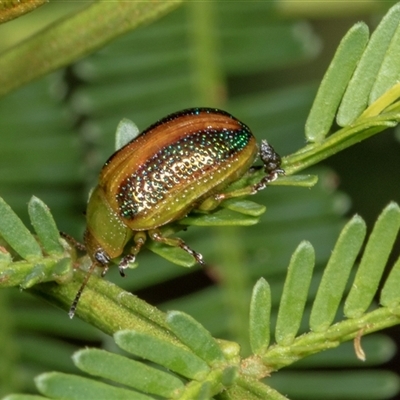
<box><xmin>199</xmin><ymin>140</ymin><xmax>284</xmax><ymax>210</ymax></box>
<box><xmin>149</xmin><ymin>229</ymin><xmax>205</xmax><ymax>266</ymax></box>
<box><xmin>60</xmin><ymin>231</ymin><xmax>86</xmax><ymax>252</ymax></box>
<box><xmin>252</xmin><ymin>139</ymin><xmax>285</xmax><ymax>191</ymax></box>
<box><xmin>117</xmin><ymin>255</ymin><xmax>134</xmax><ymax>277</ymax></box>
<box><xmin>100</xmin><ymin>265</ymin><xmax>109</xmax><ymax>277</ymax></box>
<box><xmin>117</xmin><ymin>232</ymin><xmax>147</xmax><ymax>277</ymax></box>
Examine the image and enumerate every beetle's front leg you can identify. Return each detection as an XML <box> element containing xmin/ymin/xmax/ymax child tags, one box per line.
<box><xmin>148</xmin><ymin>229</ymin><xmax>205</xmax><ymax>266</ymax></box>
<box><xmin>252</xmin><ymin>139</ymin><xmax>285</xmax><ymax>191</ymax></box>
<box><xmin>117</xmin><ymin>232</ymin><xmax>147</xmax><ymax>276</ymax></box>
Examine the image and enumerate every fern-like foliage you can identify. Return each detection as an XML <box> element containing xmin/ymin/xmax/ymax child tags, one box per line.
<box><xmin>0</xmin><ymin>196</ymin><xmax>72</xmax><ymax>288</ymax></box>
<box><xmin>3</xmin><ymin>203</ymin><xmax>400</xmax><ymax>400</ymax></box>
<box><xmin>285</xmin><ymin>3</ymin><xmax>400</xmax><ymax>174</ymax></box>
<box><xmin>2</xmin><ymin>2</ymin><xmax>400</xmax><ymax>400</ymax></box>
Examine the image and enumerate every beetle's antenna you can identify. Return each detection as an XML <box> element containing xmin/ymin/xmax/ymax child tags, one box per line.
<box><xmin>69</xmin><ymin>262</ymin><xmax>98</xmax><ymax>319</ymax></box>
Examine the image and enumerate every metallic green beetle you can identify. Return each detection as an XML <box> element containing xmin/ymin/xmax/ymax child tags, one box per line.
<box><xmin>69</xmin><ymin>108</ymin><xmax>283</xmax><ymax>317</ymax></box>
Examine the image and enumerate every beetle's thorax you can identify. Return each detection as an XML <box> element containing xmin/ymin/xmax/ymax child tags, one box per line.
<box><xmin>85</xmin><ymin>185</ymin><xmax>132</xmax><ymax>261</ymax></box>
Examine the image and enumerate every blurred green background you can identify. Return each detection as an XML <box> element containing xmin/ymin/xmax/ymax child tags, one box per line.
<box><xmin>1</xmin><ymin>1</ymin><xmax>400</xmax><ymax>399</ymax></box>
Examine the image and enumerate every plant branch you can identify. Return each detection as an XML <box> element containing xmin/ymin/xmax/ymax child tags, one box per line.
<box><xmin>0</xmin><ymin>0</ymin><xmax>182</xmax><ymax>98</ymax></box>
<box><xmin>31</xmin><ymin>269</ymin><xmax>181</xmax><ymax>345</ymax></box>
<box><xmin>259</xmin><ymin>304</ymin><xmax>400</xmax><ymax>370</ymax></box>
<box><xmin>282</xmin><ymin>112</ymin><xmax>399</xmax><ymax>175</ymax></box>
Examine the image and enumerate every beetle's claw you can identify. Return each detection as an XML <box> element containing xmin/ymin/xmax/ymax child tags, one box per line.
<box><xmin>194</xmin><ymin>251</ymin><xmax>205</xmax><ymax>266</ymax></box>
<box><xmin>182</xmin><ymin>244</ymin><xmax>205</xmax><ymax>266</ymax></box>
<box><xmin>118</xmin><ymin>254</ymin><xmax>136</xmax><ymax>277</ymax></box>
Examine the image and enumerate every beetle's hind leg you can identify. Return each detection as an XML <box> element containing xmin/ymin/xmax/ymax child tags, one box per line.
<box><xmin>149</xmin><ymin>229</ymin><xmax>205</xmax><ymax>266</ymax></box>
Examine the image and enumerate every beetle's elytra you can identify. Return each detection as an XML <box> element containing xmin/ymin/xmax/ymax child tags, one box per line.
<box><xmin>68</xmin><ymin>108</ymin><xmax>284</xmax><ymax>317</ymax></box>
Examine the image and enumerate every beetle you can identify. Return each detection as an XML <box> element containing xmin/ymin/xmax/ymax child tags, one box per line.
<box><xmin>68</xmin><ymin>108</ymin><xmax>284</xmax><ymax>317</ymax></box>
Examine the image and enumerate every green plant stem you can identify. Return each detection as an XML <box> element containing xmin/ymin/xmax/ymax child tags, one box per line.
<box><xmin>236</xmin><ymin>376</ymin><xmax>288</xmax><ymax>400</ymax></box>
<box><xmin>0</xmin><ymin>257</ymin><xmax>72</xmax><ymax>288</ymax></box>
<box><xmin>282</xmin><ymin>112</ymin><xmax>399</xmax><ymax>175</ymax></box>
<box><xmin>31</xmin><ymin>270</ymin><xmax>178</xmax><ymax>344</ymax></box>
<box><xmin>260</xmin><ymin>304</ymin><xmax>400</xmax><ymax>370</ymax></box>
<box><xmin>0</xmin><ymin>0</ymin><xmax>181</xmax><ymax>98</ymax></box>
<box><xmin>361</xmin><ymin>81</ymin><xmax>400</xmax><ymax>118</ymax></box>
<box><xmin>179</xmin><ymin>368</ymin><xmax>225</xmax><ymax>399</ymax></box>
